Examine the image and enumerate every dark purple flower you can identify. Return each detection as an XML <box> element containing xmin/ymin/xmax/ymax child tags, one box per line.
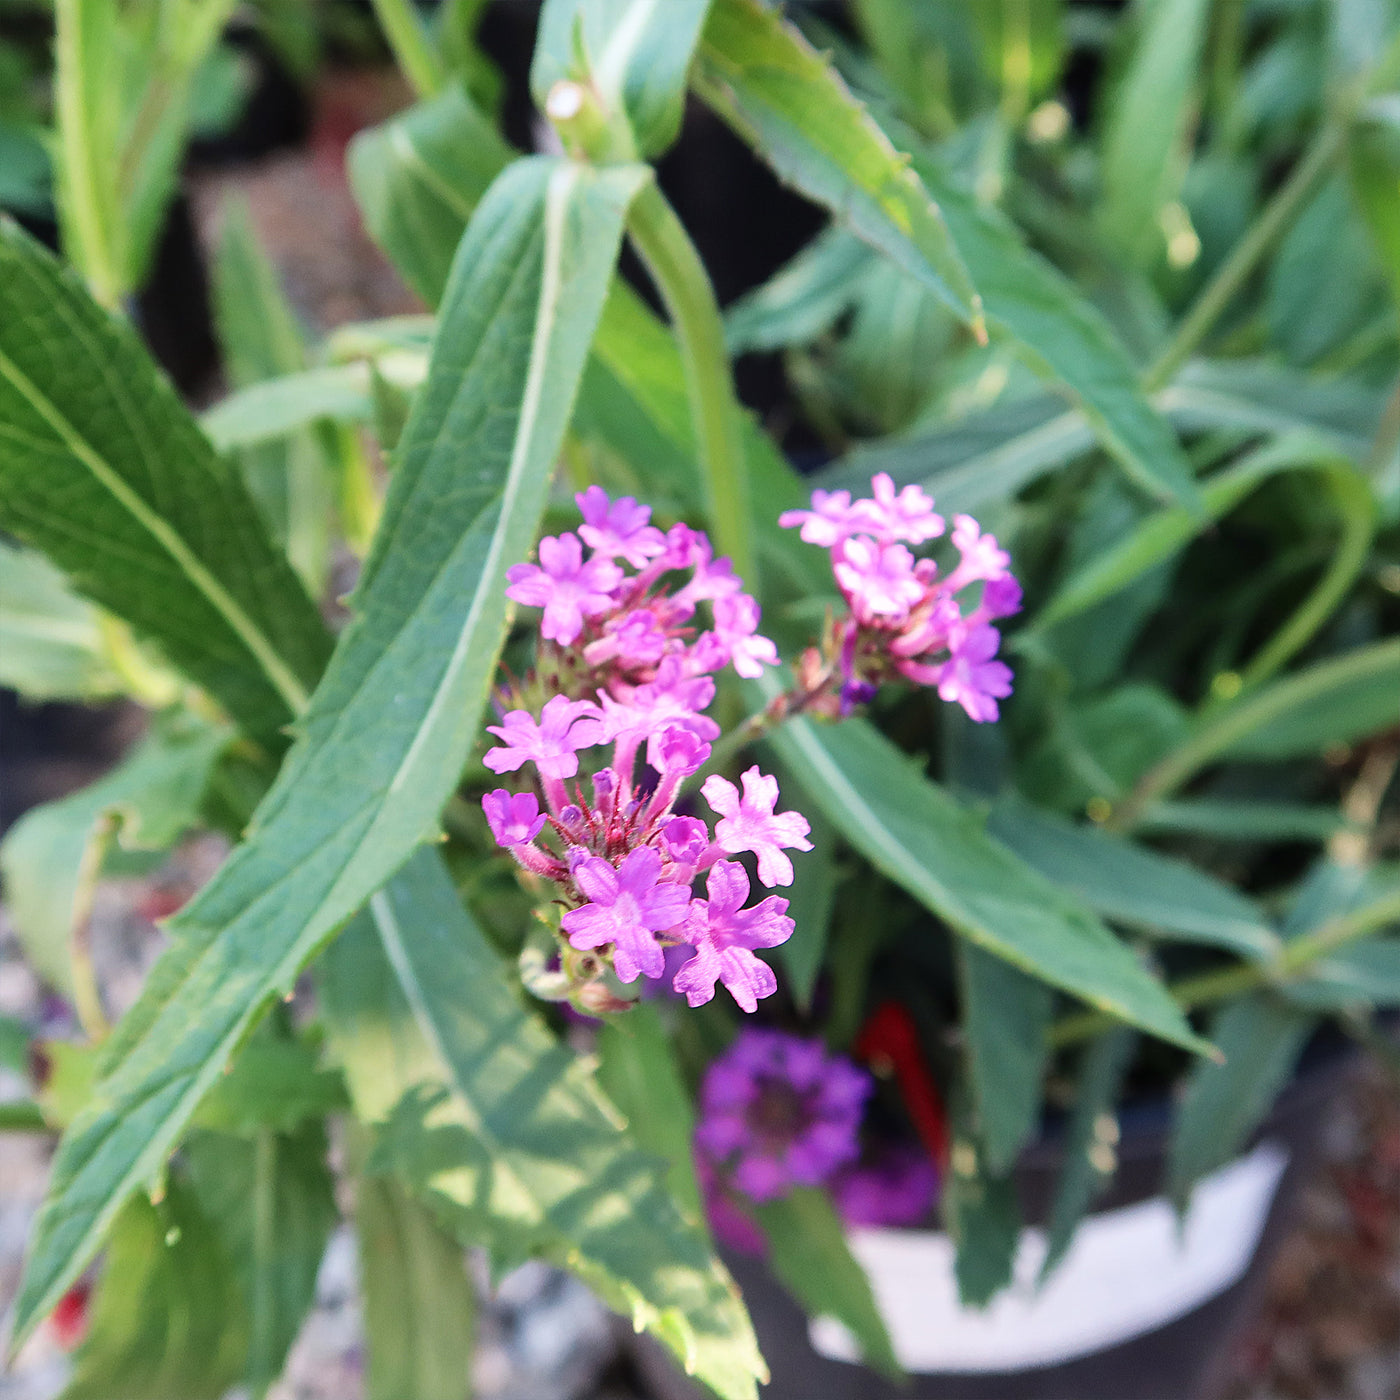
<box><xmin>481</xmin><ymin>789</ymin><xmax>547</xmax><ymax>848</ymax></box>
<box><xmin>833</xmin><ymin>1145</ymin><xmax>939</xmax><ymax>1227</ymax></box>
<box><xmin>696</xmin><ymin>1153</ymin><xmax>766</xmax><ymax>1256</ymax></box>
<box><xmin>561</xmin><ymin>847</ymin><xmax>690</xmax><ymax>983</ymax></box>
<box><xmin>674</xmin><ymin>861</ymin><xmax>792</xmax><ymax>1013</ymax></box>
<box><xmin>694</xmin><ymin>1029</ymin><xmax>871</xmax><ymax>1202</ymax></box>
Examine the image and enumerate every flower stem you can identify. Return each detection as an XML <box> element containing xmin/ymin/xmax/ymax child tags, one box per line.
<box><xmin>1144</xmin><ymin>122</ymin><xmax>1342</xmax><ymax>391</ymax></box>
<box><xmin>625</xmin><ymin>180</ymin><xmax>755</xmax><ymax>587</ymax></box>
<box><xmin>369</xmin><ymin>0</ymin><xmax>444</xmax><ymax>100</ymax></box>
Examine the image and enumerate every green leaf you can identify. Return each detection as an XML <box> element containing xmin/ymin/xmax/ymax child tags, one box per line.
<box><xmin>943</xmin><ymin>1138</ymin><xmax>1021</xmax><ymax>1309</ymax></box>
<box><xmin>911</xmin><ymin>152</ymin><xmax>1199</xmax><ymax>510</ymax></box>
<box><xmin>10</xmin><ymin>157</ymin><xmax>645</xmax><ymax>1349</ymax></box>
<box><xmin>1137</xmin><ymin>798</ymin><xmax>1351</xmax><ymax>844</ymax></box>
<box><xmin>0</xmin><ymin>1014</ymin><xmax>31</xmax><ymax>1075</ymax></box>
<box><xmin>184</xmin><ymin>1123</ymin><xmax>338</xmax><ymax>1396</ymax></box>
<box><xmin>1097</xmin><ymin>0</ymin><xmax>1211</xmax><ymax>265</ymax></box>
<box><xmin>0</xmin><ymin>713</ymin><xmax>230</xmax><ymax>995</ymax></box>
<box><xmin>356</xmin><ymin>1170</ymin><xmax>475</xmax><ymax>1400</ymax></box>
<box><xmin>724</xmin><ymin>227</ymin><xmax>873</xmax><ymax>354</ymax></box>
<box><xmin>192</xmin><ymin>1031</ymin><xmax>348</xmax><ymax>1137</ymax></box>
<box><xmin>0</xmin><ymin>540</ymin><xmax>122</xmax><ymax>702</ymax></box>
<box><xmin>773</xmin><ymin>806</ymin><xmax>839</xmax><ymax>1014</ymax></box>
<box><xmin>200</xmin><ymin>366</ymin><xmax>377</xmax><ymax>451</ymax></box>
<box><xmin>347</xmin><ymin>83</ymin><xmax>513</xmax><ymax>307</ymax></box>
<box><xmin>321</xmin><ymin>848</ymin><xmax>767</xmax><ymax>1400</ymax></box>
<box><xmin>1039</xmin><ymin>1028</ymin><xmax>1135</xmax><ymax>1285</ymax></box>
<box><xmin>956</xmin><ymin>941</ymin><xmax>1051</xmax><ymax>1174</ymax></box>
<box><xmin>1348</xmin><ymin>105</ymin><xmax>1400</xmax><ymax>312</ymax></box>
<box><xmin>1214</xmin><ymin>637</ymin><xmax>1400</xmax><ymax>760</ymax></box>
<box><xmin>987</xmin><ymin>800</ymin><xmax>1280</xmax><ymax>961</ymax></box>
<box><xmin>0</xmin><ymin>220</ymin><xmax>332</xmax><ymax>742</ymax></box>
<box><xmin>693</xmin><ymin>0</ymin><xmax>983</xmax><ymax>328</ymax></box>
<box><xmin>762</xmin><ymin>710</ymin><xmax>1210</xmax><ymax>1054</ymax></box>
<box><xmin>534</xmin><ymin>0</ymin><xmax>715</xmax><ymax>158</ymax></box>
<box><xmin>753</xmin><ymin>1188</ymin><xmax>900</xmax><ymax>1379</ymax></box>
<box><xmin>211</xmin><ymin>199</ymin><xmax>336</xmax><ymax>593</ymax></box>
<box><xmin>1285</xmin><ymin>937</ymin><xmax>1400</xmax><ymax>1010</ymax></box>
<box><xmin>596</xmin><ymin>1002</ymin><xmax>703</xmax><ymax>1219</ymax></box>
<box><xmin>1166</xmin><ymin>994</ymin><xmax>1312</xmax><ymax>1210</ymax></box>
<box><xmin>60</xmin><ymin>1176</ymin><xmax>248</xmax><ymax>1400</ymax></box>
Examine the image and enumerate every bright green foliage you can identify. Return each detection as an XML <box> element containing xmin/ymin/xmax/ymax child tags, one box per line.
<box><xmin>212</xmin><ymin>201</ymin><xmax>337</xmax><ymax>594</ymax></box>
<box><xmin>0</xmin><ymin>542</ymin><xmax>122</xmax><ymax>703</ymax></box>
<box><xmin>0</xmin><ymin>713</ymin><xmax>230</xmax><ymax>995</ymax></box>
<box><xmin>0</xmin><ymin>222</ymin><xmax>332</xmax><ymax>742</ymax></box>
<box><xmin>754</xmin><ymin>1188</ymin><xmax>900</xmax><ymax>1379</ymax></box>
<box><xmin>10</xmin><ymin>156</ymin><xmax>645</xmax><ymax>1348</ymax></box>
<box><xmin>956</xmin><ymin>942</ymin><xmax>1052</xmax><ymax>1174</ymax></box>
<box><xmin>534</xmin><ymin>0</ymin><xmax>715</xmax><ymax>158</ymax></box>
<box><xmin>60</xmin><ymin>1178</ymin><xmax>249</xmax><ymax>1400</ymax></box>
<box><xmin>694</xmin><ymin>0</ymin><xmax>982</xmax><ymax>328</ymax></box>
<box><xmin>321</xmin><ymin>849</ymin><xmax>768</xmax><ymax>1399</ymax></box>
<box><xmin>356</xmin><ymin>1171</ymin><xmax>476</xmax><ymax>1400</ymax></box>
<box><xmin>764</xmin><ymin>712</ymin><xmax>1210</xmax><ymax>1054</ymax></box>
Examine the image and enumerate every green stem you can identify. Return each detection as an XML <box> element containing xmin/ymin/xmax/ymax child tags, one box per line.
<box><xmin>250</xmin><ymin>1129</ymin><xmax>278</xmax><ymax>1397</ymax></box>
<box><xmin>1109</xmin><ymin>637</ymin><xmax>1400</xmax><ymax>832</ymax></box>
<box><xmin>1208</xmin><ymin>0</ymin><xmax>1247</xmax><ymax>153</ymax></box>
<box><xmin>625</xmin><ymin>180</ymin><xmax>755</xmax><ymax>586</ymax></box>
<box><xmin>69</xmin><ymin>813</ymin><xmax>114</xmax><ymax>1043</ymax></box>
<box><xmin>1050</xmin><ymin>887</ymin><xmax>1400</xmax><ymax>1048</ymax></box>
<box><xmin>1144</xmin><ymin>122</ymin><xmax>1342</xmax><ymax>390</ymax></box>
<box><xmin>0</xmin><ymin>1100</ymin><xmax>48</xmax><ymax>1133</ymax></box>
<box><xmin>370</xmin><ymin>0</ymin><xmax>444</xmax><ymax>99</ymax></box>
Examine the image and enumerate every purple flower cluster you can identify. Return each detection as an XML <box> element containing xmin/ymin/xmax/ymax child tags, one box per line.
<box><xmin>780</xmin><ymin>474</ymin><xmax>1020</xmax><ymax>721</ymax></box>
<box><xmin>483</xmin><ymin>491</ymin><xmax>811</xmax><ymax>1013</ymax></box>
<box><xmin>694</xmin><ymin>1030</ymin><xmax>871</xmax><ymax>1202</ymax></box>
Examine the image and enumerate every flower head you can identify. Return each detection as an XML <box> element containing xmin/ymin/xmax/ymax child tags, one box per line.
<box><xmin>862</xmin><ymin>472</ymin><xmax>945</xmax><ymax>544</ymax></box>
<box><xmin>934</xmin><ymin>622</ymin><xmax>1013</xmax><ymax>723</ymax></box>
<box><xmin>833</xmin><ymin>538</ymin><xmax>925</xmax><ymax>623</ymax></box>
<box><xmin>575</xmin><ymin>486</ymin><xmax>667</xmax><ymax>567</ymax></box>
<box><xmin>674</xmin><ymin>861</ymin><xmax>793</xmax><ymax>1012</ymax></box>
<box><xmin>702</xmin><ymin>767</ymin><xmax>813</xmax><ymax>888</ymax></box>
<box><xmin>695</xmin><ymin>1030</ymin><xmax>871</xmax><ymax>1202</ymax></box>
<box><xmin>482</xmin><ymin>789</ymin><xmax>547</xmax><ymax>848</ymax></box>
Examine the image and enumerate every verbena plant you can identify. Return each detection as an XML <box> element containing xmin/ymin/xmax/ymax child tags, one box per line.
<box><xmin>0</xmin><ymin>0</ymin><xmax>1397</xmax><ymax>1395</ymax></box>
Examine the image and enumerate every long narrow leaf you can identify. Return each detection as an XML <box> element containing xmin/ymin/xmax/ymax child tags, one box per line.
<box><xmin>10</xmin><ymin>156</ymin><xmax>647</xmax><ymax>1347</ymax></box>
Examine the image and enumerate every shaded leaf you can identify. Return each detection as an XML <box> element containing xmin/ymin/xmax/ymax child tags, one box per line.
<box><xmin>956</xmin><ymin>941</ymin><xmax>1051</xmax><ymax>1174</ymax></box>
<box><xmin>184</xmin><ymin>1123</ymin><xmax>338</xmax><ymax>1396</ymax></box>
<box><xmin>762</xmin><ymin>710</ymin><xmax>1209</xmax><ymax>1053</ymax></box>
<box><xmin>0</xmin><ymin>713</ymin><xmax>230</xmax><ymax>996</ymax></box>
<box><xmin>1038</xmin><ymin>1028</ymin><xmax>1135</xmax><ymax>1285</ymax></box>
<box><xmin>1285</xmin><ymin>937</ymin><xmax>1400</xmax><ymax>1010</ymax></box>
<box><xmin>754</xmin><ymin>1187</ymin><xmax>899</xmax><ymax>1379</ymax></box>
<box><xmin>0</xmin><ymin>221</ymin><xmax>332</xmax><ymax>741</ymax></box>
<box><xmin>1166</xmin><ymin>994</ymin><xmax>1312</xmax><ymax>1210</ymax></box>
<box><xmin>10</xmin><ymin>157</ymin><xmax>645</xmax><ymax>1347</ymax></box>
<box><xmin>988</xmin><ymin>799</ymin><xmax>1279</xmax><ymax>961</ymax></box>
<box><xmin>201</xmin><ymin>366</ymin><xmax>377</xmax><ymax>451</ymax></box>
<box><xmin>193</xmin><ymin>1032</ymin><xmax>348</xmax><ymax>1137</ymax></box>
<box><xmin>943</xmin><ymin>1138</ymin><xmax>1020</xmax><ymax>1309</ymax></box>
<box><xmin>321</xmin><ymin>848</ymin><xmax>767</xmax><ymax>1400</ymax></box>
<box><xmin>356</xmin><ymin>1170</ymin><xmax>475</xmax><ymax>1400</ymax></box>
<box><xmin>60</xmin><ymin>1177</ymin><xmax>247</xmax><ymax>1400</ymax></box>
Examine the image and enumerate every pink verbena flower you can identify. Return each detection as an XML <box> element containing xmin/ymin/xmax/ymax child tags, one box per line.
<box><xmin>673</xmin><ymin>860</ymin><xmax>793</xmax><ymax>1012</ymax></box>
<box><xmin>483</xmin><ymin>694</ymin><xmax>604</xmax><ymax>779</ymax></box>
<box><xmin>575</xmin><ymin>485</ymin><xmax>667</xmax><ymax>567</ymax></box>
<box><xmin>861</xmin><ymin>472</ymin><xmax>945</xmax><ymax>544</ymax></box>
<box><xmin>709</xmin><ymin>594</ymin><xmax>779</xmax><ymax>679</ymax></box>
<box><xmin>505</xmin><ymin>532</ymin><xmax>622</xmax><ymax>645</ymax></box>
<box><xmin>832</xmin><ymin>537</ymin><xmax>925</xmax><ymax>623</ymax></box>
<box><xmin>777</xmin><ymin>488</ymin><xmax>868</xmax><ymax>547</ymax></box>
<box><xmin>702</xmin><ymin>767</ymin><xmax>813</xmax><ymax>887</ymax></box>
<box><xmin>933</xmin><ymin>622</ymin><xmax>1013</xmax><ymax>722</ymax></box>
<box><xmin>481</xmin><ymin>789</ymin><xmax>547</xmax><ymax>848</ymax></box>
<box><xmin>694</xmin><ymin>1029</ymin><xmax>871</xmax><ymax>1202</ymax></box>
<box><xmin>945</xmin><ymin>513</ymin><xmax>1011</xmax><ymax>593</ymax></box>
<box><xmin>561</xmin><ymin>846</ymin><xmax>691</xmax><ymax>983</ymax></box>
